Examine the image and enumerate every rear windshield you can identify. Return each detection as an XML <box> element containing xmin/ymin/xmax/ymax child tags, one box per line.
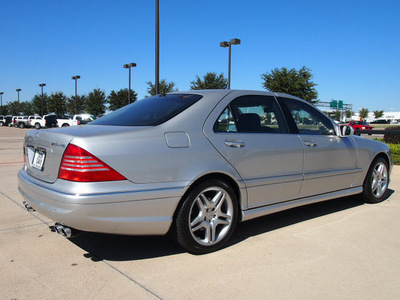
<box><xmin>91</xmin><ymin>94</ymin><xmax>202</xmax><ymax>126</ymax></box>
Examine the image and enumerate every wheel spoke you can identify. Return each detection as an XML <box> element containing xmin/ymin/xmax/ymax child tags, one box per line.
<box><xmin>204</xmin><ymin>222</ymin><xmax>212</xmax><ymax>243</ymax></box>
<box><xmin>211</xmin><ymin>191</ymin><xmax>224</xmax><ymax>209</ymax></box>
<box><xmin>199</xmin><ymin>194</ymin><xmax>211</xmax><ymax>209</ymax></box>
<box><xmin>191</xmin><ymin>220</ymin><xmax>207</xmax><ymax>233</ymax></box>
<box><xmin>371</xmin><ymin>178</ymin><xmax>378</xmax><ymax>192</ymax></box>
<box><xmin>218</xmin><ymin>213</ymin><xmax>231</xmax><ymax>223</ymax></box>
<box><xmin>376</xmin><ymin>184</ymin><xmax>383</xmax><ymax>197</ymax></box>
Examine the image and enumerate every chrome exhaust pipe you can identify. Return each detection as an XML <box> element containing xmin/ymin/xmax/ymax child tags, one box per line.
<box><xmin>53</xmin><ymin>223</ymin><xmax>75</xmax><ymax>238</ymax></box>
<box><xmin>54</xmin><ymin>224</ymin><xmax>63</xmax><ymax>234</ymax></box>
<box><xmin>61</xmin><ymin>227</ymin><xmax>72</xmax><ymax>238</ymax></box>
<box><xmin>23</xmin><ymin>201</ymin><xmax>35</xmax><ymax>211</ymax></box>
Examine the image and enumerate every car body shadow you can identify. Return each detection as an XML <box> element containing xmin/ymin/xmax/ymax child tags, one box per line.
<box><xmin>66</xmin><ymin>190</ymin><xmax>394</xmax><ymax>261</ymax></box>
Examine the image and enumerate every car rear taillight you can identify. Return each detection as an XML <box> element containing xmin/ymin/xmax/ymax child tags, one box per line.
<box><xmin>58</xmin><ymin>144</ymin><xmax>126</xmax><ymax>182</ymax></box>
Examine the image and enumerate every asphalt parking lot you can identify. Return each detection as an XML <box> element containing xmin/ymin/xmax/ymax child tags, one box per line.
<box><xmin>1</xmin><ymin>126</ymin><xmax>400</xmax><ymax>300</ymax></box>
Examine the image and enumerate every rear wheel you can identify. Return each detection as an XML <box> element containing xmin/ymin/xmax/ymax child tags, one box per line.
<box><xmin>0</xmin><ymin>121</ymin><xmax>3</xmax><ymax>126</ymax></box>
<box><xmin>175</xmin><ymin>179</ymin><xmax>238</xmax><ymax>254</ymax></box>
<box><xmin>361</xmin><ymin>157</ymin><xmax>389</xmax><ymax>203</ymax></box>
<box><xmin>34</xmin><ymin>123</ymin><xmax>40</xmax><ymax>129</ymax></box>
<box><xmin>19</xmin><ymin>122</ymin><xmax>25</xmax><ymax>128</ymax></box>
<box><xmin>62</xmin><ymin>123</ymin><xmax>69</xmax><ymax>127</ymax></box>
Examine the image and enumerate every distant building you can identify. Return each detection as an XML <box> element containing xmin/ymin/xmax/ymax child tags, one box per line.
<box><xmin>353</xmin><ymin>111</ymin><xmax>400</xmax><ymax>124</ymax></box>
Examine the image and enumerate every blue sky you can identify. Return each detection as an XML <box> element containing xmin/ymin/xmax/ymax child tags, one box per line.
<box><xmin>1</xmin><ymin>0</ymin><xmax>399</xmax><ymax>112</ymax></box>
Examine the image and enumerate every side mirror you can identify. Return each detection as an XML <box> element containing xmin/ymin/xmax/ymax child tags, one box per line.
<box><xmin>339</xmin><ymin>125</ymin><xmax>354</xmax><ymax>136</ymax></box>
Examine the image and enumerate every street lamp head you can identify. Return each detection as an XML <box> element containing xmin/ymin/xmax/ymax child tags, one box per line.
<box><xmin>39</xmin><ymin>83</ymin><xmax>46</xmax><ymax>87</ymax></box>
<box><xmin>16</xmin><ymin>88</ymin><xmax>21</xmax><ymax>92</ymax></box>
<box><xmin>124</xmin><ymin>63</ymin><xmax>137</xmax><ymax>68</ymax></box>
<box><xmin>220</xmin><ymin>41</ymin><xmax>229</xmax><ymax>48</ymax></box>
<box><xmin>72</xmin><ymin>75</ymin><xmax>80</xmax><ymax>80</ymax></box>
<box><xmin>230</xmin><ymin>38</ymin><xmax>241</xmax><ymax>45</ymax></box>
<box><xmin>0</xmin><ymin>92</ymin><xmax>3</xmax><ymax>95</ymax></box>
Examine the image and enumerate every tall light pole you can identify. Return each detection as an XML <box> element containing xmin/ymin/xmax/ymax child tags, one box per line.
<box><xmin>16</xmin><ymin>88</ymin><xmax>21</xmax><ymax>104</ymax></box>
<box><xmin>39</xmin><ymin>83</ymin><xmax>46</xmax><ymax>116</ymax></box>
<box><xmin>72</xmin><ymin>75</ymin><xmax>80</xmax><ymax>115</ymax></box>
<box><xmin>123</xmin><ymin>63</ymin><xmax>137</xmax><ymax>104</ymax></box>
<box><xmin>0</xmin><ymin>92</ymin><xmax>3</xmax><ymax>113</ymax></box>
<box><xmin>155</xmin><ymin>0</ymin><xmax>160</xmax><ymax>95</ymax></box>
<box><xmin>220</xmin><ymin>38</ymin><xmax>241</xmax><ymax>89</ymax></box>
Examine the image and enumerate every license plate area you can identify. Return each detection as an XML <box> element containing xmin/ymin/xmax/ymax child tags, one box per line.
<box><xmin>32</xmin><ymin>149</ymin><xmax>46</xmax><ymax>171</ymax></box>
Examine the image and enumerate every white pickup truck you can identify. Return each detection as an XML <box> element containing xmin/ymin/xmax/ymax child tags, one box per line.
<box><xmin>57</xmin><ymin>115</ymin><xmax>94</xmax><ymax>127</ymax></box>
<box><xmin>56</xmin><ymin>115</ymin><xmax>79</xmax><ymax>127</ymax></box>
<box><xmin>73</xmin><ymin>114</ymin><xmax>95</xmax><ymax>125</ymax></box>
<box><xmin>28</xmin><ymin>116</ymin><xmax>46</xmax><ymax>129</ymax></box>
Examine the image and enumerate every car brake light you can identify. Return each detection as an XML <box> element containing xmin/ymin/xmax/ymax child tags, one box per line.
<box><xmin>58</xmin><ymin>144</ymin><xmax>126</xmax><ymax>182</ymax></box>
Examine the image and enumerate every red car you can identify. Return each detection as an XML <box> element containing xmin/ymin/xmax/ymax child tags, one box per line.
<box><xmin>348</xmin><ymin>120</ymin><xmax>373</xmax><ymax>131</ymax></box>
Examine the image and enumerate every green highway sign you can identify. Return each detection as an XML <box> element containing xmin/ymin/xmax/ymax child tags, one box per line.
<box><xmin>331</xmin><ymin>100</ymin><xmax>344</xmax><ymax>109</ymax></box>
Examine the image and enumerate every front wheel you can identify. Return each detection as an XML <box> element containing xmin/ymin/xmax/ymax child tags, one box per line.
<box><xmin>175</xmin><ymin>179</ymin><xmax>238</xmax><ymax>254</ymax></box>
<box><xmin>34</xmin><ymin>123</ymin><xmax>41</xmax><ymax>129</ymax></box>
<box><xmin>361</xmin><ymin>157</ymin><xmax>389</xmax><ymax>203</ymax></box>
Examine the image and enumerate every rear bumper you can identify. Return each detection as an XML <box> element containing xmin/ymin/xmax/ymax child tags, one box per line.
<box><xmin>18</xmin><ymin>170</ymin><xmax>185</xmax><ymax>235</ymax></box>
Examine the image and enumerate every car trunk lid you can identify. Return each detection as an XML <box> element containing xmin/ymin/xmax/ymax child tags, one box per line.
<box><xmin>24</xmin><ymin>129</ymin><xmax>76</xmax><ymax>183</ymax></box>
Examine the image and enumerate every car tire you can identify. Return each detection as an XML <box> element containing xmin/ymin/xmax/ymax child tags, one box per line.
<box><xmin>34</xmin><ymin>123</ymin><xmax>41</xmax><ymax>129</ymax></box>
<box><xmin>0</xmin><ymin>121</ymin><xmax>3</xmax><ymax>126</ymax></box>
<box><xmin>361</xmin><ymin>157</ymin><xmax>389</xmax><ymax>203</ymax></box>
<box><xmin>19</xmin><ymin>122</ymin><xmax>25</xmax><ymax>129</ymax></box>
<box><xmin>175</xmin><ymin>179</ymin><xmax>238</xmax><ymax>254</ymax></box>
<box><xmin>62</xmin><ymin>124</ymin><xmax>69</xmax><ymax>127</ymax></box>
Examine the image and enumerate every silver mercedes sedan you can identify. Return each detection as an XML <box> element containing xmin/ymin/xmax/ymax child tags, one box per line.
<box><xmin>18</xmin><ymin>90</ymin><xmax>393</xmax><ymax>254</ymax></box>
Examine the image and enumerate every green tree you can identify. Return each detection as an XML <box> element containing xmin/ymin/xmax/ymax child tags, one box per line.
<box><xmin>261</xmin><ymin>66</ymin><xmax>319</xmax><ymax>104</ymax></box>
<box><xmin>66</xmin><ymin>95</ymin><xmax>87</xmax><ymax>115</ymax></box>
<box><xmin>108</xmin><ymin>88</ymin><xmax>138</xmax><ymax>111</ymax></box>
<box><xmin>346</xmin><ymin>110</ymin><xmax>353</xmax><ymax>119</ymax></box>
<box><xmin>85</xmin><ymin>88</ymin><xmax>106</xmax><ymax>117</ymax></box>
<box><xmin>6</xmin><ymin>101</ymin><xmax>21</xmax><ymax>115</ymax></box>
<box><xmin>146</xmin><ymin>79</ymin><xmax>178</xmax><ymax>96</ymax></box>
<box><xmin>332</xmin><ymin>110</ymin><xmax>341</xmax><ymax>120</ymax></box>
<box><xmin>31</xmin><ymin>94</ymin><xmax>49</xmax><ymax>115</ymax></box>
<box><xmin>20</xmin><ymin>101</ymin><xmax>34</xmax><ymax>115</ymax></box>
<box><xmin>373</xmin><ymin>110</ymin><xmax>384</xmax><ymax>119</ymax></box>
<box><xmin>0</xmin><ymin>103</ymin><xmax>8</xmax><ymax>115</ymax></box>
<box><xmin>47</xmin><ymin>92</ymin><xmax>67</xmax><ymax>115</ymax></box>
<box><xmin>359</xmin><ymin>108</ymin><xmax>369</xmax><ymax>120</ymax></box>
<box><xmin>190</xmin><ymin>72</ymin><xmax>227</xmax><ymax>90</ymax></box>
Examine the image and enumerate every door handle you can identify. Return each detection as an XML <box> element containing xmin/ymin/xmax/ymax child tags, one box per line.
<box><xmin>225</xmin><ymin>140</ymin><xmax>245</xmax><ymax>148</ymax></box>
<box><xmin>303</xmin><ymin>140</ymin><xmax>317</xmax><ymax>147</ymax></box>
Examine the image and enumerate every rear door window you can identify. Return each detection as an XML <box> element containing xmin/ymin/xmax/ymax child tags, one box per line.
<box><xmin>214</xmin><ymin>95</ymin><xmax>288</xmax><ymax>134</ymax></box>
<box><xmin>91</xmin><ymin>94</ymin><xmax>202</xmax><ymax>126</ymax></box>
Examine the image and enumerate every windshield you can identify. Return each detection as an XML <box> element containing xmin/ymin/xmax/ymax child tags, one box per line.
<box><xmin>91</xmin><ymin>94</ymin><xmax>202</xmax><ymax>126</ymax></box>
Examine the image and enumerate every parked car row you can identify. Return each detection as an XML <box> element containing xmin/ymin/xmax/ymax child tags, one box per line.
<box><xmin>0</xmin><ymin>114</ymin><xmax>94</xmax><ymax>129</ymax></box>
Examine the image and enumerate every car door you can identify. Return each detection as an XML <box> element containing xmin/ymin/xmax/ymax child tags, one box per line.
<box><xmin>204</xmin><ymin>92</ymin><xmax>304</xmax><ymax>209</ymax></box>
<box><xmin>277</xmin><ymin>96</ymin><xmax>358</xmax><ymax>197</ymax></box>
